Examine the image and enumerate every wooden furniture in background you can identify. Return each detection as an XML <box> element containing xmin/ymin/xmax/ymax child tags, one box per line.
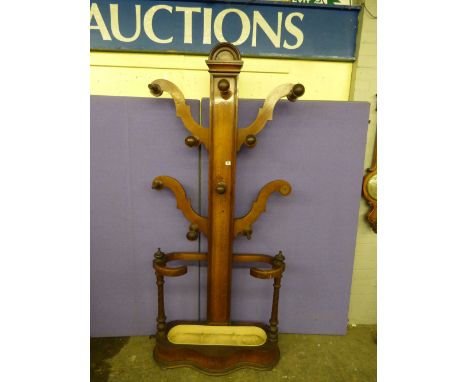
<box><xmin>362</xmin><ymin>133</ymin><xmax>377</xmax><ymax>233</ymax></box>
<box><xmin>148</xmin><ymin>43</ymin><xmax>304</xmax><ymax>374</ymax></box>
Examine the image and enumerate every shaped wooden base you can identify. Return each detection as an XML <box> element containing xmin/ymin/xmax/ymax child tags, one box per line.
<box><xmin>154</xmin><ymin>321</ymin><xmax>280</xmax><ymax>375</ymax></box>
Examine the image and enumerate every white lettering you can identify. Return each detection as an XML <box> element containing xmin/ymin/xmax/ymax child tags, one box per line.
<box><xmin>283</xmin><ymin>12</ymin><xmax>304</xmax><ymax>50</ymax></box>
<box><xmin>252</xmin><ymin>10</ymin><xmax>282</xmax><ymax>48</ymax></box>
<box><xmin>90</xmin><ymin>3</ymin><xmax>111</xmax><ymax>41</ymax></box>
<box><xmin>144</xmin><ymin>5</ymin><xmax>173</xmax><ymax>44</ymax></box>
<box><xmin>92</xmin><ymin>4</ymin><xmax>306</xmax><ymax>53</ymax></box>
<box><xmin>110</xmin><ymin>4</ymin><xmax>141</xmax><ymax>42</ymax></box>
<box><xmin>203</xmin><ymin>8</ymin><xmax>212</xmax><ymax>45</ymax></box>
<box><xmin>175</xmin><ymin>6</ymin><xmax>201</xmax><ymax>44</ymax></box>
<box><xmin>214</xmin><ymin>8</ymin><xmax>250</xmax><ymax>46</ymax></box>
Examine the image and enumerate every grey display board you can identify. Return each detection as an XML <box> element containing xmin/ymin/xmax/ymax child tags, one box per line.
<box><xmin>91</xmin><ymin>95</ymin><xmax>369</xmax><ymax>337</ymax></box>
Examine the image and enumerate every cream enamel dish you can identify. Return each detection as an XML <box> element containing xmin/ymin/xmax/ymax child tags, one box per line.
<box><xmin>167</xmin><ymin>325</ymin><xmax>267</xmax><ymax>347</ymax></box>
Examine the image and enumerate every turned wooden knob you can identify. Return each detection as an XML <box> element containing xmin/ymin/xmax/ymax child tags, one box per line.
<box><xmin>245</xmin><ymin>135</ymin><xmax>257</xmax><ymax>147</ymax></box>
<box><xmin>218</xmin><ymin>79</ymin><xmax>230</xmax><ymax>92</ymax></box>
<box><xmin>186</xmin><ymin>223</ymin><xmax>199</xmax><ymax>241</ymax></box>
<box><xmin>287</xmin><ymin>83</ymin><xmax>305</xmax><ymax>102</ymax></box>
<box><xmin>186</xmin><ymin>230</ymin><xmax>199</xmax><ymax>241</ymax></box>
<box><xmin>215</xmin><ymin>182</ymin><xmax>226</xmax><ymax>194</ymax></box>
<box><xmin>185</xmin><ymin>136</ymin><xmax>199</xmax><ymax>147</ymax></box>
<box><xmin>152</xmin><ymin>179</ymin><xmax>164</xmax><ymax>190</ymax></box>
<box><xmin>242</xmin><ymin>228</ymin><xmax>253</xmax><ymax>240</ymax></box>
<box><xmin>218</xmin><ymin>79</ymin><xmax>231</xmax><ymax>99</ymax></box>
<box><xmin>148</xmin><ymin>83</ymin><xmax>163</xmax><ymax>97</ymax></box>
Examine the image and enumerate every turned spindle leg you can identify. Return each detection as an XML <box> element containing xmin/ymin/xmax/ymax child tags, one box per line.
<box><xmin>153</xmin><ymin>248</ymin><xmax>167</xmax><ymax>336</ymax></box>
<box><xmin>269</xmin><ymin>276</ymin><xmax>282</xmax><ymax>342</ymax></box>
<box><xmin>156</xmin><ymin>275</ymin><xmax>167</xmax><ymax>336</ymax></box>
<box><xmin>269</xmin><ymin>251</ymin><xmax>286</xmax><ymax>342</ymax></box>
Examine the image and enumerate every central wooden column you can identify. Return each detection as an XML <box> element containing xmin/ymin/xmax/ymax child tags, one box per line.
<box><xmin>206</xmin><ymin>44</ymin><xmax>243</xmax><ymax>324</ymax></box>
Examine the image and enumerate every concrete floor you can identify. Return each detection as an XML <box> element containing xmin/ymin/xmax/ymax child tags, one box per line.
<box><xmin>91</xmin><ymin>325</ymin><xmax>376</xmax><ymax>382</ymax></box>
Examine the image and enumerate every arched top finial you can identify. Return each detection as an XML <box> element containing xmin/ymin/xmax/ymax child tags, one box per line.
<box><xmin>208</xmin><ymin>42</ymin><xmax>242</xmax><ymax>62</ymax></box>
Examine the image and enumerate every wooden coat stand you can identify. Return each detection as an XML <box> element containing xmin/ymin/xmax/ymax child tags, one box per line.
<box><xmin>148</xmin><ymin>43</ymin><xmax>304</xmax><ymax>375</ymax></box>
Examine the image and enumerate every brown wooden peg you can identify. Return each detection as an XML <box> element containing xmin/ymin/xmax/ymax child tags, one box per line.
<box><xmin>242</xmin><ymin>228</ymin><xmax>253</xmax><ymax>240</ymax></box>
<box><xmin>184</xmin><ymin>135</ymin><xmax>200</xmax><ymax>147</ymax></box>
<box><xmin>152</xmin><ymin>179</ymin><xmax>164</xmax><ymax>190</ymax></box>
<box><xmin>218</xmin><ymin>79</ymin><xmax>232</xmax><ymax>99</ymax></box>
<box><xmin>287</xmin><ymin>83</ymin><xmax>305</xmax><ymax>102</ymax></box>
<box><xmin>245</xmin><ymin>134</ymin><xmax>257</xmax><ymax>148</ymax></box>
<box><xmin>215</xmin><ymin>181</ymin><xmax>227</xmax><ymax>195</ymax></box>
<box><xmin>148</xmin><ymin>82</ymin><xmax>163</xmax><ymax>97</ymax></box>
<box><xmin>186</xmin><ymin>223</ymin><xmax>199</xmax><ymax>241</ymax></box>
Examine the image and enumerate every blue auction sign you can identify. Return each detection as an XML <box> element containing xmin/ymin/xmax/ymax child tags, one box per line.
<box><xmin>90</xmin><ymin>0</ymin><xmax>360</xmax><ymax>60</ymax></box>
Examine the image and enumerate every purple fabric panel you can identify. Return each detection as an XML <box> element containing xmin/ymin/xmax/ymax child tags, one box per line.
<box><xmin>200</xmin><ymin>99</ymin><xmax>369</xmax><ymax>334</ymax></box>
<box><xmin>91</xmin><ymin>96</ymin><xmax>200</xmax><ymax>337</ymax></box>
<box><xmin>91</xmin><ymin>95</ymin><xmax>369</xmax><ymax>337</ymax></box>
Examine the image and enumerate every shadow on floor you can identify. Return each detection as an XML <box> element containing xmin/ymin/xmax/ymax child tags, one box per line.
<box><xmin>91</xmin><ymin>337</ymin><xmax>130</xmax><ymax>382</ymax></box>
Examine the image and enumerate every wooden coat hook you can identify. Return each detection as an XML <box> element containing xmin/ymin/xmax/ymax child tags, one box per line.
<box><xmin>148</xmin><ymin>42</ymin><xmax>304</xmax><ymax>375</ymax></box>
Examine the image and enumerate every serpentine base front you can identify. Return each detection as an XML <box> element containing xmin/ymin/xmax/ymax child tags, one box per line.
<box><xmin>153</xmin><ymin>321</ymin><xmax>280</xmax><ymax>375</ymax></box>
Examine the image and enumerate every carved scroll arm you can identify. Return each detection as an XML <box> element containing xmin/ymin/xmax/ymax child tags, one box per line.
<box><xmin>148</xmin><ymin>79</ymin><xmax>209</xmax><ymax>150</ymax></box>
<box><xmin>233</xmin><ymin>180</ymin><xmax>292</xmax><ymax>238</ymax></box>
<box><xmin>152</xmin><ymin>175</ymin><xmax>208</xmax><ymax>237</ymax></box>
<box><xmin>237</xmin><ymin>83</ymin><xmax>305</xmax><ymax>151</ymax></box>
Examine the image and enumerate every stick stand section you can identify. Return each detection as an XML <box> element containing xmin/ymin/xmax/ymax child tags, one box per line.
<box><xmin>148</xmin><ymin>43</ymin><xmax>305</xmax><ymax>375</ymax></box>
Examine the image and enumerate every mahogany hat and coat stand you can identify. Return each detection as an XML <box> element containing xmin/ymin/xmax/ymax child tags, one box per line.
<box><xmin>148</xmin><ymin>42</ymin><xmax>305</xmax><ymax>375</ymax></box>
